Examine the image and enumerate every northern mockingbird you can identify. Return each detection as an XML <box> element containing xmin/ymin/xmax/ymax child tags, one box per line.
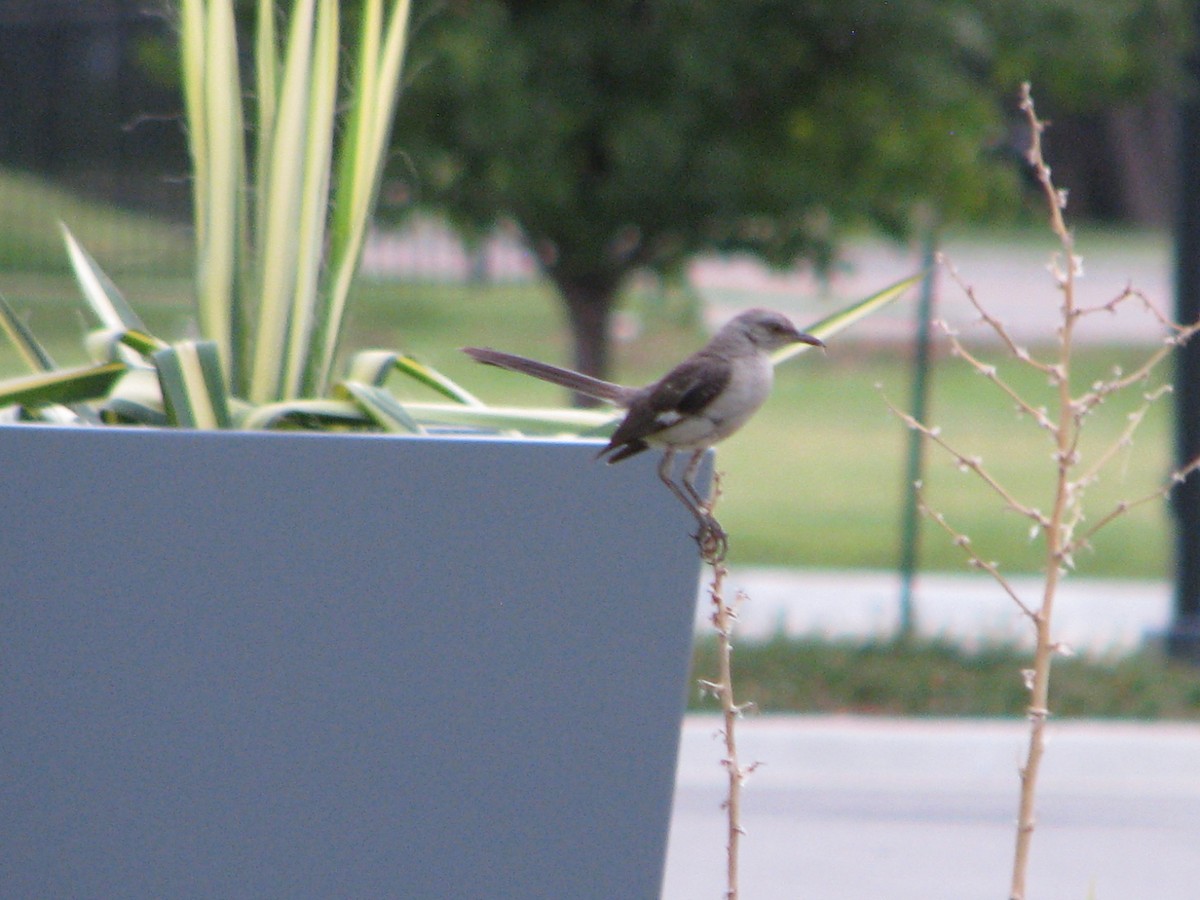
<box><xmin>463</xmin><ymin>308</ymin><xmax>823</xmax><ymax>557</ymax></box>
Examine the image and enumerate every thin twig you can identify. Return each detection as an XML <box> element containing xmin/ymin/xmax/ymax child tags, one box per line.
<box><xmin>1076</xmin><ymin>284</ymin><xmax>1200</xmax><ymax>339</ymax></box>
<box><xmin>940</xmin><ymin>257</ymin><xmax>1054</xmax><ymax>373</ymax></box>
<box><xmin>1072</xmin><ymin>343</ymin><xmax>1179</xmax><ymax>423</ymax></box>
<box><xmin>699</xmin><ymin>473</ymin><xmax>758</xmax><ymax>900</ymax></box>
<box><xmin>885</xmin><ymin>395</ymin><xmax>1051</xmax><ymax>529</ymax></box>
<box><xmin>945</xmin><ymin>334</ymin><xmax>1057</xmax><ymax>433</ymax></box>
<box><xmin>1074</xmin><ymin>387</ymin><xmax>1167</xmax><ymax>490</ymax></box>
<box><xmin>915</xmin><ymin>486</ymin><xmax>1037</xmax><ymax>620</ymax></box>
<box><xmin>1072</xmin><ymin>452</ymin><xmax>1200</xmax><ymax>553</ymax></box>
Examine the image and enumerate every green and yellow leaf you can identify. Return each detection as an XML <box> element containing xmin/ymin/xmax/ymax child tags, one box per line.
<box><xmin>773</xmin><ymin>271</ymin><xmax>924</xmax><ymax>365</ymax></box>
<box><xmin>339</xmin><ymin>380</ymin><xmax>422</xmax><ymax>433</ymax></box>
<box><xmin>0</xmin><ymin>362</ymin><xmax>126</xmax><ymax>408</ymax></box>
<box><xmin>152</xmin><ymin>341</ymin><xmax>232</xmax><ymax>429</ymax></box>
<box><xmin>61</xmin><ymin>224</ymin><xmax>148</xmax><ymax>333</ymax></box>
<box><xmin>0</xmin><ymin>294</ymin><xmax>56</xmax><ymax>373</ymax></box>
<box><xmin>392</xmin><ymin>353</ymin><xmax>485</xmax><ymax>406</ymax></box>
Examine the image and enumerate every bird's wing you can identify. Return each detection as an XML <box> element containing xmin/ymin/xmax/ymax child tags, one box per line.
<box><xmin>604</xmin><ymin>352</ymin><xmax>731</xmax><ymax>450</ymax></box>
<box><xmin>656</xmin><ymin>352</ymin><xmax>732</xmax><ymax>417</ymax></box>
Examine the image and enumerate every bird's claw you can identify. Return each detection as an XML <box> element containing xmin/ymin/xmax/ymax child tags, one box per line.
<box><xmin>694</xmin><ymin>515</ymin><xmax>728</xmax><ymax>563</ymax></box>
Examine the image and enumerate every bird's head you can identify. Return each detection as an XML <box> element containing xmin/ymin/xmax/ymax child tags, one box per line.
<box><xmin>732</xmin><ymin>308</ymin><xmax>824</xmax><ymax>352</ymax></box>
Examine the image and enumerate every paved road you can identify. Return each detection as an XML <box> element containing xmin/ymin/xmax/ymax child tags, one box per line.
<box><xmin>692</xmin><ymin>232</ymin><xmax>1176</xmax><ymax>346</ymax></box>
<box><xmin>665</xmin><ymin>715</ymin><xmax>1200</xmax><ymax>900</ymax></box>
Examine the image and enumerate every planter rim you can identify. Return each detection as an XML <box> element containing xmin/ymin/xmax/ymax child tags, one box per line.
<box><xmin>0</xmin><ymin>420</ymin><xmax>611</xmax><ymax>450</ymax></box>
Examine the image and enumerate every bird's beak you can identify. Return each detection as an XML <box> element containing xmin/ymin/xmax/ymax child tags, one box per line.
<box><xmin>795</xmin><ymin>332</ymin><xmax>825</xmax><ymax>349</ymax></box>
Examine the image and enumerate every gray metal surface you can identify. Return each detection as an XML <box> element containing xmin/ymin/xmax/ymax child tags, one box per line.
<box><xmin>0</xmin><ymin>427</ymin><xmax>705</xmax><ymax>899</ymax></box>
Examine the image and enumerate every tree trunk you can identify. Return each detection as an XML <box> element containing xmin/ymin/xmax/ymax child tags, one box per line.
<box><xmin>1106</xmin><ymin>98</ymin><xmax>1176</xmax><ymax>227</ymax></box>
<box><xmin>551</xmin><ymin>272</ymin><xmax>621</xmax><ymax>407</ymax></box>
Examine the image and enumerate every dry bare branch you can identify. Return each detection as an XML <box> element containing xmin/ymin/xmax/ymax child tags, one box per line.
<box><xmin>1075</xmin><ymin>387</ymin><xmax>1169</xmax><ymax>490</ymax></box>
<box><xmin>916</xmin><ymin>487</ymin><xmax>1038</xmax><ymax>620</ymax></box>
<box><xmin>699</xmin><ymin>473</ymin><xmax>757</xmax><ymax>900</ymax></box>
<box><xmin>946</xmin><ymin>335</ymin><xmax>1057</xmax><ymax>433</ymax></box>
<box><xmin>885</xmin><ymin>396</ymin><xmax>1051</xmax><ymax>529</ymax></box>
<box><xmin>940</xmin><ymin>257</ymin><xmax>1055</xmax><ymax>373</ymax></box>
<box><xmin>1072</xmin><ymin>452</ymin><xmax>1200</xmax><ymax>553</ymax></box>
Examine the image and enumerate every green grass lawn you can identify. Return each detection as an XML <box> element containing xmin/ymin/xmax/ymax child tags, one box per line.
<box><xmin>689</xmin><ymin>635</ymin><xmax>1200</xmax><ymax>718</ymax></box>
<box><xmin>0</xmin><ymin>216</ymin><xmax>1180</xmax><ymax>580</ymax></box>
<box><xmin>0</xmin><ymin>168</ymin><xmax>192</xmax><ymax>276</ymax></box>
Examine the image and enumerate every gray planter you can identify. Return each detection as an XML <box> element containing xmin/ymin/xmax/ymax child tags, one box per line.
<box><xmin>1</xmin><ymin>425</ymin><xmax>705</xmax><ymax>898</ymax></box>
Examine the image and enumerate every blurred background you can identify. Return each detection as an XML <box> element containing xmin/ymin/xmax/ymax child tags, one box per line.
<box><xmin>4</xmin><ymin>0</ymin><xmax>1200</xmax><ymax>679</ymax></box>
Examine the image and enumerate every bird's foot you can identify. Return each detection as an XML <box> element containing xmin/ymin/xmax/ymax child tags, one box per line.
<box><xmin>694</xmin><ymin>515</ymin><xmax>728</xmax><ymax>564</ymax></box>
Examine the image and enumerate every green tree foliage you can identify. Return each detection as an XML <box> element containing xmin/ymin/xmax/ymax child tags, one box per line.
<box><xmin>397</xmin><ymin>0</ymin><xmax>1188</xmax><ymax>387</ymax></box>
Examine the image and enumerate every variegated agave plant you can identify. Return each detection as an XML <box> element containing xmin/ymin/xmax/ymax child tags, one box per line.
<box><xmin>0</xmin><ymin>0</ymin><xmax>917</xmax><ymax>433</ymax></box>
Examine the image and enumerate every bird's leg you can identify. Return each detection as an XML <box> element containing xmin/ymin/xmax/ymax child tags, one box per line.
<box><xmin>658</xmin><ymin>449</ymin><xmax>702</xmax><ymax>521</ymax></box>
<box><xmin>681</xmin><ymin>449</ymin><xmax>712</xmax><ymax>511</ymax></box>
<box><xmin>683</xmin><ymin>449</ymin><xmax>727</xmax><ymax>561</ymax></box>
<box><xmin>659</xmin><ymin>449</ymin><xmax>726</xmax><ymax>561</ymax></box>
<box><xmin>658</xmin><ymin>449</ymin><xmax>707</xmax><ymax>525</ymax></box>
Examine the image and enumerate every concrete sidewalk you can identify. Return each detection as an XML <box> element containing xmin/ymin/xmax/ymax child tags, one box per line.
<box><xmin>673</xmin><ymin>570</ymin><xmax>1195</xmax><ymax>898</ymax></box>
<box><xmin>700</xmin><ymin>567</ymin><xmax>1174</xmax><ymax>656</ymax></box>
<box><xmin>665</xmin><ymin>715</ymin><xmax>1200</xmax><ymax>899</ymax></box>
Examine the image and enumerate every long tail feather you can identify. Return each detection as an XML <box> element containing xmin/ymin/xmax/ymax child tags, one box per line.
<box><xmin>461</xmin><ymin>347</ymin><xmax>634</xmax><ymax>405</ymax></box>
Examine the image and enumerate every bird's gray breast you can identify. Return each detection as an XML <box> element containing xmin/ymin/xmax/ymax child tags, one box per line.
<box><xmin>653</xmin><ymin>354</ymin><xmax>774</xmax><ymax>448</ymax></box>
